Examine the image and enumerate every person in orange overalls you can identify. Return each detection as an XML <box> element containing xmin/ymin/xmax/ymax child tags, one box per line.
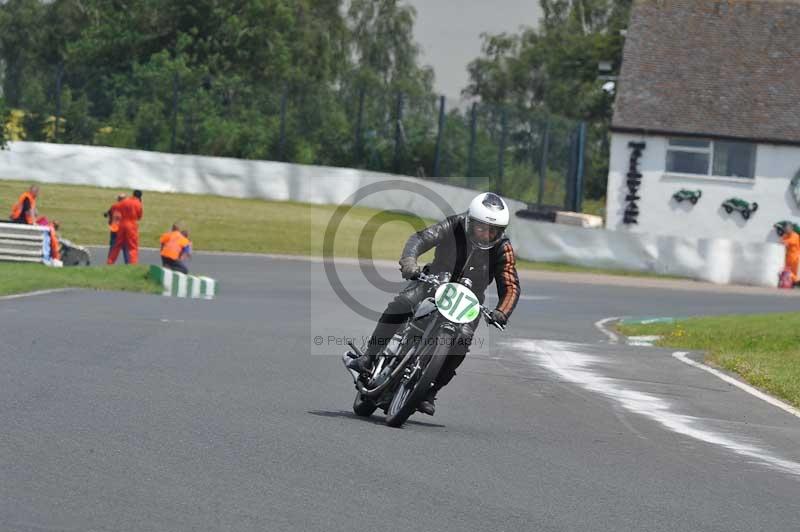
<box><xmin>10</xmin><ymin>185</ymin><xmax>39</xmax><ymax>224</ymax></box>
<box><xmin>105</xmin><ymin>193</ymin><xmax>126</xmax><ymax>263</ymax></box>
<box><xmin>781</xmin><ymin>222</ymin><xmax>800</xmax><ymax>284</ymax></box>
<box><xmin>35</xmin><ymin>216</ymin><xmax>61</xmax><ymax>262</ymax></box>
<box><xmin>107</xmin><ymin>190</ymin><xmax>143</xmax><ymax>265</ymax></box>
<box><xmin>159</xmin><ymin>223</ymin><xmax>192</xmax><ymax>274</ymax></box>
<box><xmin>46</xmin><ymin>219</ymin><xmax>61</xmax><ymax>261</ymax></box>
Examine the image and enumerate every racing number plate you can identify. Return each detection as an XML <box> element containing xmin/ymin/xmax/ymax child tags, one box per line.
<box><xmin>434</xmin><ymin>282</ymin><xmax>480</xmax><ymax>324</ymax></box>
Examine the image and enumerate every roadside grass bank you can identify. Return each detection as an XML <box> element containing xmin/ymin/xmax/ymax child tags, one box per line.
<box><xmin>617</xmin><ymin>313</ymin><xmax>800</xmax><ymax>408</ymax></box>
<box><xmin>0</xmin><ymin>263</ymin><xmax>161</xmax><ymax>296</ymax></box>
<box><xmin>0</xmin><ymin>179</ymin><xmax>433</xmax><ymax>258</ymax></box>
<box><xmin>2</xmin><ymin>179</ymin><xmax>668</xmax><ymax>279</ymax></box>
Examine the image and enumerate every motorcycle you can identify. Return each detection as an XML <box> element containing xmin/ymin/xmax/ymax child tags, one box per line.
<box><xmin>342</xmin><ymin>271</ymin><xmax>505</xmax><ymax>427</ymax></box>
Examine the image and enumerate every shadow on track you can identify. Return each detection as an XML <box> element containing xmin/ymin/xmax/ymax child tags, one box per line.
<box><xmin>307</xmin><ymin>410</ymin><xmax>446</xmax><ymax>429</ymax></box>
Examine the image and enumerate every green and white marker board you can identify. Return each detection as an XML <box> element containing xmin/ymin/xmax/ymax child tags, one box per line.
<box><xmin>148</xmin><ymin>265</ymin><xmax>217</xmax><ymax>299</ymax></box>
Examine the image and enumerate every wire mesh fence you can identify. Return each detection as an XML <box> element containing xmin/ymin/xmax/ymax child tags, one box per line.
<box><xmin>4</xmin><ymin>66</ymin><xmax>587</xmax><ymax>210</ymax></box>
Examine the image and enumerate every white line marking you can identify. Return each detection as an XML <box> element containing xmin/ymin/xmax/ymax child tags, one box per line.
<box><xmin>509</xmin><ymin>339</ymin><xmax>800</xmax><ymax>477</ymax></box>
<box><xmin>0</xmin><ymin>288</ymin><xmax>74</xmax><ymax>301</ymax></box>
<box><xmin>673</xmin><ymin>351</ymin><xmax>800</xmax><ymax>419</ymax></box>
<box><xmin>594</xmin><ymin>317</ymin><xmax>621</xmax><ymax>344</ymax></box>
<box><xmin>628</xmin><ymin>335</ymin><xmax>661</xmax><ymax>347</ymax></box>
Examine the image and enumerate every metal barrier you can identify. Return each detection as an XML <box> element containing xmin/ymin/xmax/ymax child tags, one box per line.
<box><xmin>0</xmin><ymin>222</ymin><xmax>45</xmax><ymax>263</ymax></box>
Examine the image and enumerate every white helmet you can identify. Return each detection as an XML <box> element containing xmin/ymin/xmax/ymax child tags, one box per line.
<box><xmin>465</xmin><ymin>192</ymin><xmax>510</xmax><ymax>250</ymax></box>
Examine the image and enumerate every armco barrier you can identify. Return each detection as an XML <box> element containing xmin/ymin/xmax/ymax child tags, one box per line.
<box><xmin>148</xmin><ymin>265</ymin><xmax>216</xmax><ymax>299</ymax></box>
<box><xmin>0</xmin><ymin>222</ymin><xmax>47</xmax><ymax>263</ymax></box>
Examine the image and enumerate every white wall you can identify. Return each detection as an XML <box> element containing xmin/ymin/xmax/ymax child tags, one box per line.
<box><xmin>0</xmin><ymin>141</ymin><xmax>526</xmax><ymax>223</ymax></box>
<box><xmin>0</xmin><ymin>141</ymin><xmax>786</xmax><ymax>286</ymax></box>
<box><xmin>607</xmin><ymin>133</ymin><xmax>800</xmax><ymax>244</ymax></box>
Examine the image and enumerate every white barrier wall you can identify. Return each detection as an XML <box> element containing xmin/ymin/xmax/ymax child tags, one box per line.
<box><xmin>0</xmin><ymin>141</ymin><xmax>785</xmax><ymax>286</ymax></box>
<box><xmin>511</xmin><ymin>220</ymin><xmax>784</xmax><ymax>287</ymax></box>
<box><xmin>607</xmin><ymin>133</ymin><xmax>800</xmax><ymax>244</ymax></box>
<box><xmin>0</xmin><ymin>141</ymin><xmax>521</xmax><ymax>223</ymax></box>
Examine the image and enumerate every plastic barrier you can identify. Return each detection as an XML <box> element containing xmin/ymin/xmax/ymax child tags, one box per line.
<box><xmin>0</xmin><ymin>222</ymin><xmax>48</xmax><ymax>263</ymax></box>
<box><xmin>148</xmin><ymin>265</ymin><xmax>216</xmax><ymax>299</ymax></box>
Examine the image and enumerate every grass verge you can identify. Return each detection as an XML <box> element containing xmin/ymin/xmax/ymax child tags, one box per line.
<box><xmin>0</xmin><ymin>263</ymin><xmax>161</xmax><ymax>296</ymax></box>
<box><xmin>2</xmin><ymin>178</ymin><xmax>666</xmax><ymax>279</ymax></box>
<box><xmin>617</xmin><ymin>313</ymin><xmax>800</xmax><ymax>408</ymax></box>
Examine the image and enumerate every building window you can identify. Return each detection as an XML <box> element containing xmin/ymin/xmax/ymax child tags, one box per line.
<box><xmin>666</xmin><ymin>138</ymin><xmax>756</xmax><ymax>178</ymax></box>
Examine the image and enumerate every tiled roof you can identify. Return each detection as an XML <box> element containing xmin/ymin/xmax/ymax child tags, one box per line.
<box><xmin>612</xmin><ymin>0</ymin><xmax>800</xmax><ymax>145</ymax></box>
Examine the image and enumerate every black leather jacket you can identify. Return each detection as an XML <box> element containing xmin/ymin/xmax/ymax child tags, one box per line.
<box><xmin>402</xmin><ymin>214</ymin><xmax>520</xmax><ymax>317</ymax></box>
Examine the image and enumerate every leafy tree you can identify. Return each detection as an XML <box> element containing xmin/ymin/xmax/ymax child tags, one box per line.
<box><xmin>464</xmin><ymin>0</ymin><xmax>633</xmax><ymax>201</ymax></box>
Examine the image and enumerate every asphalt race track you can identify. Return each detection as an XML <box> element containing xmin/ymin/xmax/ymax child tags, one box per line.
<box><xmin>2</xmin><ymin>251</ymin><xmax>799</xmax><ymax>531</ymax></box>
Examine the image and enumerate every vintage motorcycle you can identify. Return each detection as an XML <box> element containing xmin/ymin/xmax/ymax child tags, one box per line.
<box><xmin>342</xmin><ymin>271</ymin><xmax>505</xmax><ymax>427</ymax></box>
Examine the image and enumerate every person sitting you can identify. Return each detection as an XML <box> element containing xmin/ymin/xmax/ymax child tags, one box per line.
<box><xmin>35</xmin><ymin>216</ymin><xmax>62</xmax><ymax>265</ymax></box>
<box><xmin>159</xmin><ymin>223</ymin><xmax>192</xmax><ymax>274</ymax></box>
<box><xmin>10</xmin><ymin>185</ymin><xmax>39</xmax><ymax>224</ymax></box>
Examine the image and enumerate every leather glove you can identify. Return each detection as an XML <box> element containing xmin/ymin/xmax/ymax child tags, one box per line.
<box><xmin>399</xmin><ymin>256</ymin><xmax>420</xmax><ymax>280</ymax></box>
<box><xmin>490</xmin><ymin>309</ymin><xmax>508</xmax><ymax>326</ymax></box>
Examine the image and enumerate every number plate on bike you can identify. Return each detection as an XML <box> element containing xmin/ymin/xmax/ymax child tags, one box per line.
<box><xmin>434</xmin><ymin>283</ymin><xmax>480</xmax><ymax>323</ymax></box>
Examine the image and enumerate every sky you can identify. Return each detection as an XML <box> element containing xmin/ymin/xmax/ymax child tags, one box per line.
<box><xmin>405</xmin><ymin>0</ymin><xmax>543</xmax><ymax>104</ymax></box>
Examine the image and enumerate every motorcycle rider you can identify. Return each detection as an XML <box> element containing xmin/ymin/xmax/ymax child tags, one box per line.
<box><xmin>348</xmin><ymin>192</ymin><xmax>520</xmax><ymax>415</ymax></box>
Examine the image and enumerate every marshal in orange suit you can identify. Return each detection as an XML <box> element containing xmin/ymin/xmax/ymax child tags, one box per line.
<box><xmin>107</xmin><ymin>190</ymin><xmax>143</xmax><ymax>265</ymax></box>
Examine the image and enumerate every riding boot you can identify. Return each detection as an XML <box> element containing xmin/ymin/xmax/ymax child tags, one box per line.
<box><xmin>417</xmin><ymin>386</ymin><xmax>438</xmax><ymax>416</ymax></box>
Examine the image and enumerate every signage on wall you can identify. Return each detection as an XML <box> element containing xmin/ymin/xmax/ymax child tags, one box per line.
<box><xmin>721</xmin><ymin>198</ymin><xmax>758</xmax><ymax>220</ymax></box>
<box><xmin>672</xmin><ymin>189</ymin><xmax>702</xmax><ymax>205</ymax></box>
<box><xmin>623</xmin><ymin>141</ymin><xmax>646</xmax><ymax>224</ymax></box>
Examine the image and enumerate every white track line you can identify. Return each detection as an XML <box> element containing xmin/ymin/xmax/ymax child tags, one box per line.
<box><xmin>673</xmin><ymin>351</ymin><xmax>800</xmax><ymax>419</ymax></box>
<box><xmin>510</xmin><ymin>339</ymin><xmax>800</xmax><ymax>477</ymax></box>
<box><xmin>594</xmin><ymin>316</ymin><xmax>621</xmax><ymax>344</ymax></box>
<box><xmin>0</xmin><ymin>288</ymin><xmax>74</xmax><ymax>301</ymax></box>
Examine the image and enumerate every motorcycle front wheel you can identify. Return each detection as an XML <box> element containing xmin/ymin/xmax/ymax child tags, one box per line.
<box><xmin>385</xmin><ymin>332</ymin><xmax>450</xmax><ymax>428</ymax></box>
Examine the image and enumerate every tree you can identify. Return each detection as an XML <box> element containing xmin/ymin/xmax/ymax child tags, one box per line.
<box><xmin>0</xmin><ymin>0</ymin><xmax>442</xmax><ymax>176</ymax></box>
<box><xmin>463</xmin><ymin>0</ymin><xmax>633</xmax><ymax>200</ymax></box>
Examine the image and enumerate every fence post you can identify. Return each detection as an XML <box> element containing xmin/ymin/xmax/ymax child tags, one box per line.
<box><xmin>467</xmin><ymin>102</ymin><xmax>478</xmax><ymax>185</ymax></box>
<box><xmin>54</xmin><ymin>62</ymin><xmax>64</xmax><ymax>142</ymax></box>
<box><xmin>393</xmin><ymin>93</ymin><xmax>404</xmax><ymax>174</ymax></box>
<box><xmin>170</xmin><ymin>70</ymin><xmax>179</xmax><ymax>152</ymax></box>
<box><xmin>354</xmin><ymin>86</ymin><xmax>365</xmax><ymax>165</ymax></box>
<box><xmin>497</xmin><ymin>107</ymin><xmax>507</xmax><ymax>194</ymax></box>
<box><xmin>433</xmin><ymin>95</ymin><xmax>446</xmax><ymax>179</ymax></box>
<box><xmin>278</xmin><ymin>84</ymin><xmax>288</xmax><ymax>161</ymax></box>
<box><xmin>575</xmin><ymin>121</ymin><xmax>587</xmax><ymax>213</ymax></box>
<box><xmin>565</xmin><ymin>122</ymin><xmax>587</xmax><ymax>212</ymax></box>
<box><xmin>538</xmin><ymin>118</ymin><xmax>550</xmax><ymax>208</ymax></box>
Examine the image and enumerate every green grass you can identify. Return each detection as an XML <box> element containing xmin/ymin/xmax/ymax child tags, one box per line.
<box><xmin>617</xmin><ymin>313</ymin><xmax>800</xmax><ymax>408</ymax></box>
<box><xmin>0</xmin><ymin>179</ymin><xmax>433</xmax><ymax>258</ymax></box>
<box><xmin>1</xmin><ymin>178</ymin><xmax>668</xmax><ymax>281</ymax></box>
<box><xmin>0</xmin><ymin>263</ymin><xmax>161</xmax><ymax>296</ymax></box>
<box><xmin>581</xmin><ymin>198</ymin><xmax>605</xmax><ymax>218</ymax></box>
